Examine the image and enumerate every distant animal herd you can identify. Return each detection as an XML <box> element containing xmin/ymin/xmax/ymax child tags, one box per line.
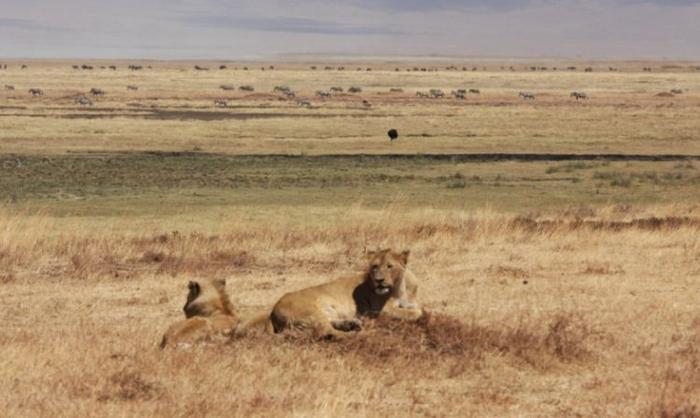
<box><xmin>1</xmin><ymin>62</ymin><xmax>695</xmax><ymax>108</ymax></box>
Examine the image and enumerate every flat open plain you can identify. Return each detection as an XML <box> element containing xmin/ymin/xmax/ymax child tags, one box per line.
<box><xmin>1</xmin><ymin>59</ymin><xmax>700</xmax><ymax>417</ymax></box>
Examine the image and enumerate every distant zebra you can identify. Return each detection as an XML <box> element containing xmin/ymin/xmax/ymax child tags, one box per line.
<box><xmin>75</xmin><ymin>96</ymin><xmax>93</xmax><ymax>106</ymax></box>
<box><xmin>90</xmin><ymin>88</ymin><xmax>105</xmax><ymax>96</ymax></box>
<box><xmin>220</xmin><ymin>84</ymin><xmax>235</xmax><ymax>91</ymax></box>
<box><xmin>297</xmin><ymin>100</ymin><xmax>311</xmax><ymax>107</ymax></box>
<box><xmin>28</xmin><ymin>88</ymin><xmax>44</xmax><ymax>96</ymax></box>
<box><xmin>415</xmin><ymin>91</ymin><xmax>430</xmax><ymax>98</ymax></box>
<box><xmin>348</xmin><ymin>86</ymin><xmax>362</xmax><ymax>93</ymax></box>
<box><xmin>570</xmin><ymin>91</ymin><xmax>588</xmax><ymax>100</ymax></box>
<box><xmin>389</xmin><ymin>88</ymin><xmax>403</xmax><ymax>93</ymax></box>
<box><xmin>315</xmin><ymin>90</ymin><xmax>331</xmax><ymax>98</ymax></box>
<box><xmin>214</xmin><ymin>99</ymin><xmax>228</xmax><ymax>108</ymax></box>
<box><xmin>519</xmin><ymin>92</ymin><xmax>535</xmax><ymax>100</ymax></box>
<box><xmin>284</xmin><ymin>91</ymin><xmax>296</xmax><ymax>99</ymax></box>
<box><xmin>429</xmin><ymin>89</ymin><xmax>445</xmax><ymax>98</ymax></box>
<box><xmin>670</xmin><ymin>89</ymin><xmax>683</xmax><ymax>95</ymax></box>
<box><xmin>273</xmin><ymin>86</ymin><xmax>291</xmax><ymax>93</ymax></box>
<box><xmin>451</xmin><ymin>90</ymin><xmax>465</xmax><ymax>100</ymax></box>
<box><xmin>330</xmin><ymin>86</ymin><xmax>344</xmax><ymax>93</ymax></box>
<box><xmin>239</xmin><ymin>85</ymin><xmax>254</xmax><ymax>92</ymax></box>
<box><xmin>4</xmin><ymin>85</ymin><xmax>15</xmax><ymax>91</ymax></box>
<box><xmin>126</xmin><ymin>85</ymin><xmax>139</xmax><ymax>91</ymax></box>
<box><xmin>469</xmin><ymin>89</ymin><xmax>480</xmax><ymax>94</ymax></box>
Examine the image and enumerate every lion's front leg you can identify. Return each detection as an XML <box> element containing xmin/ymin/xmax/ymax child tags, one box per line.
<box><xmin>381</xmin><ymin>299</ymin><xmax>425</xmax><ymax>321</ymax></box>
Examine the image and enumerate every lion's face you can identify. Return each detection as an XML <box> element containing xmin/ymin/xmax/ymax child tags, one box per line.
<box><xmin>366</xmin><ymin>249</ymin><xmax>409</xmax><ymax>296</ymax></box>
<box><xmin>183</xmin><ymin>278</ymin><xmax>233</xmax><ymax>318</ymax></box>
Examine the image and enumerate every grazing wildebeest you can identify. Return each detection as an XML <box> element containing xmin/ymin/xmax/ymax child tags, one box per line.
<box><xmin>348</xmin><ymin>86</ymin><xmax>362</xmax><ymax>93</ymax></box>
<box><xmin>90</xmin><ymin>88</ymin><xmax>105</xmax><ymax>96</ymax></box>
<box><xmin>21</xmin><ymin>65</ymin><xmax>27</xmax><ymax>69</ymax></box>
<box><xmin>72</xmin><ymin>65</ymin><xmax>79</xmax><ymax>70</ymax></box>
<box><xmin>315</xmin><ymin>90</ymin><xmax>331</xmax><ymax>98</ymax></box>
<box><xmin>214</xmin><ymin>99</ymin><xmax>228</xmax><ymax>108</ymax></box>
<box><xmin>219</xmin><ymin>65</ymin><xmax>227</xmax><ymax>70</ymax></box>
<box><xmin>310</xmin><ymin>66</ymin><xmax>316</xmax><ymax>70</ymax></box>
<box><xmin>451</xmin><ymin>90</ymin><xmax>465</xmax><ymax>100</ymax></box>
<box><xmin>643</xmin><ymin>67</ymin><xmax>652</xmax><ymax>72</ymax></box>
<box><xmin>469</xmin><ymin>89</ymin><xmax>480</xmax><ymax>94</ymax></box>
<box><xmin>519</xmin><ymin>92</ymin><xmax>535</xmax><ymax>100</ymax></box>
<box><xmin>330</xmin><ymin>86</ymin><xmax>343</xmax><ymax>92</ymax></box>
<box><xmin>284</xmin><ymin>91</ymin><xmax>296</xmax><ymax>99</ymax></box>
<box><xmin>220</xmin><ymin>84</ymin><xmax>235</xmax><ymax>91</ymax></box>
<box><xmin>128</xmin><ymin>65</ymin><xmax>143</xmax><ymax>71</ymax></box>
<box><xmin>194</xmin><ymin>65</ymin><xmax>209</xmax><ymax>71</ymax></box>
<box><xmin>388</xmin><ymin>129</ymin><xmax>398</xmax><ymax>141</ymax></box>
<box><xmin>670</xmin><ymin>89</ymin><xmax>683</xmax><ymax>95</ymax></box>
<box><xmin>416</xmin><ymin>91</ymin><xmax>429</xmax><ymax>98</ymax></box>
<box><xmin>127</xmin><ymin>85</ymin><xmax>138</xmax><ymax>91</ymax></box>
<box><xmin>567</xmin><ymin>66</ymin><xmax>577</xmax><ymax>71</ymax></box>
<box><xmin>390</xmin><ymin>88</ymin><xmax>403</xmax><ymax>93</ymax></box>
<box><xmin>429</xmin><ymin>89</ymin><xmax>445</xmax><ymax>98</ymax></box>
<box><xmin>273</xmin><ymin>86</ymin><xmax>291</xmax><ymax>93</ymax></box>
<box><xmin>28</xmin><ymin>88</ymin><xmax>43</xmax><ymax>96</ymax></box>
<box><xmin>4</xmin><ymin>85</ymin><xmax>15</xmax><ymax>91</ymax></box>
<box><xmin>81</xmin><ymin>64</ymin><xmax>93</xmax><ymax>70</ymax></box>
<box><xmin>243</xmin><ymin>67</ymin><xmax>248</xmax><ymax>71</ymax></box>
<box><xmin>109</xmin><ymin>65</ymin><xmax>117</xmax><ymax>70</ymax></box>
<box><xmin>570</xmin><ymin>91</ymin><xmax>588</xmax><ymax>100</ymax></box>
<box><xmin>75</xmin><ymin>96</ymin><xmax>93</xmax><ymax>106</ymax></box>
<box><xmin>239</xmin><ymin>85</ymin><xmax>254</xmax><ymax>92</ymax></box>
<box><xmin>362</xmin><ymin>100</ymin><xmax>371</xmax><ymax>107</ymax></box>
<box><xmin>584</xmin><ymin>67</ymin><xmax>593</xmax><ymax>72</ymax></box>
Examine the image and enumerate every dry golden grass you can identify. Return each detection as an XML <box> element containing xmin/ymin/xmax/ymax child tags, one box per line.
<box><xmin>1</xmin><ymin>59</ymin><xmax>699</xmax><ymax>155</ymax></box>
<box><xmin>3</xmin><ymin>58</ymin><xmax>700</xmax><ymax>417</ymax></box>
<box><xmin>2</xmin><ymin>204</ymin><xmax>700</xmax><ymax>417</ymax></box>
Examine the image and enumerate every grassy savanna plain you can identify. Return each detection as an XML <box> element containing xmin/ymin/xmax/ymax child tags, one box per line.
<box><xmin>1</xmin><ymin>59</ymin><xmax>700</xmax><ymax>417</ymax></box>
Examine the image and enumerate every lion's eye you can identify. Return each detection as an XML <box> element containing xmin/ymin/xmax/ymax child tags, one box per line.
<box><xmin>387</xmin><ymin>264</ymin><xmax>393</xmax><ymax>269</ymax></box>
<box><xmin>372</xmin><ymin>264</ymin><xmax>379</xmax><ymax>269</ymax></box>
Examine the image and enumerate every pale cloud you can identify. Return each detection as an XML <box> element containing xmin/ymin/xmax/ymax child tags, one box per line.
<box><xmin>0</xmin><ymin>0</ymin><xmax>697</xmax><ymax>59</ymax></box>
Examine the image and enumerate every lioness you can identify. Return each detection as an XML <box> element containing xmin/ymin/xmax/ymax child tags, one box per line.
<box><xmin>160</xmin><ymin>278</ymin><xmax>269</xmax><ymax>348</ymax></box>
<box><xmin>270</xmin><ymin>249</ymin><xmax>425</xmax><ymax>339</ymax></box>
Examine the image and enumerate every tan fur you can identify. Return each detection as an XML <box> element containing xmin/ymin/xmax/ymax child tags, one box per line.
<box><xmin>270</xmin><ymin>249</ymin><xmax>424</xmax><ymax>339</ymax></box>
<box><xmin>160</xmin><ymin>278</ymin><xmax>269</xmax><ymax>348</ymax></box>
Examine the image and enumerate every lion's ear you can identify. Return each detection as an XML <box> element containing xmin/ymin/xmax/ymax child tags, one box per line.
<box><xmin>188</xmin><ymin>281</ymin><xmax>200</xmax><ymax>296</ymax></box>
<box><xmin>366</xmin><ymin>250</ymin><xmax>377</xmax><ymax>260</ymax></box>
<box><xmin>398</xmin><ymin>250</ymin><xmax>410</xmax><ymax>266</ymax></box>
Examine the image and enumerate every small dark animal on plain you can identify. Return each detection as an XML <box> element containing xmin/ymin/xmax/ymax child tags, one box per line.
<box><xmin>388</xmin><ymin>129</ymin><xmax>398</xmax><ymax>141</ymax></box>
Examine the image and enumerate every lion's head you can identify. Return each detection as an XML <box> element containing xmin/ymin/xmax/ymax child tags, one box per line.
<box><xmin>183</xmin><ymin>277</ymin><xmax>236</xmax><ymax>318</ymax></box>
<box><xmin>365</xmin><ymin>249</ymin><xmax>410</xmax><ymax>296</ymax></box>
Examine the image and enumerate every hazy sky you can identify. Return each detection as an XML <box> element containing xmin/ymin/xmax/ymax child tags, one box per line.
<box><xmin>1</xmin><ymin>0</ymin><xmax>699</xmax><ymax>59</ymax></box>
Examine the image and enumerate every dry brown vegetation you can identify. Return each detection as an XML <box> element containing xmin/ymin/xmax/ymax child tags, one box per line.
<box><xmin>2</xmin><ymin>203</ymin><xmax>700</xmax><ymax>416</ymax></box>
<box><xmin>2</xmin><ymin>58</ymin><xmax>700</xmax><ymax>417</ymax></box>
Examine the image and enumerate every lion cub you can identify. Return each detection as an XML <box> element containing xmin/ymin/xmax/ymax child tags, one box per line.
<box><xmin>270</xmin><ymin>249</ymin><xmax>425</xmax><ymax>339</ymax></box>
